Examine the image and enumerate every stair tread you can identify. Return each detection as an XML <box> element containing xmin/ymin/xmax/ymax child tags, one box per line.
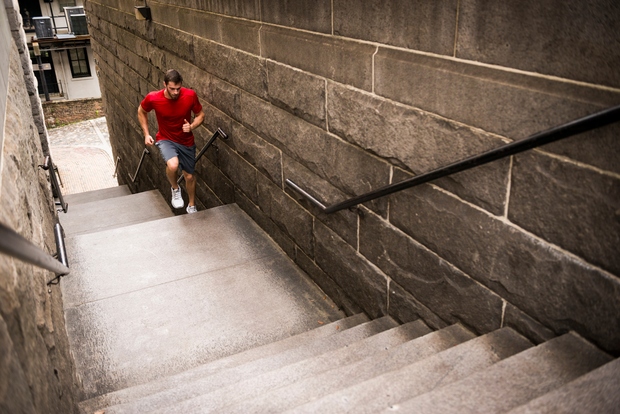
<box><xmin>289</xmin><ymin>327</ymin><xmax>533</xmax><ymax>413</ymax></box>
<box><xmin>65</xmin><ymin>204</ymin><xmax>345</xmax><ymax>401</ymax></box>
<box><xmin>104</xmin><ymin>319</ymin><xmax>431</xmax><ymax>414</ymax></box>
<box><xmin>79</xmin><ymin>314</ymin><xmax>369</xmax><ymax>413</ymax></box>
<box><xmin>63</xmin><ymin>185</ymin><xmax>131</xmax><ymax>206</ymax></box>
<box><xmin>59</xmin><ymin>189</ymin><xmax>173</xmax><ymax>237</ymax></box>
<box><xmin>387</xmin><ymin>332</ymin><xmax>612</xmax><ymax>414</ymax></box>
<box><xmin>167</xmin><ymin>323</ymin><xmax>476</xmax><ymax>413</ymax></box>
<box><xmin>507</xmin><ymin>357</ymin><xmax>620</xmax><ymax>414</ymax></box>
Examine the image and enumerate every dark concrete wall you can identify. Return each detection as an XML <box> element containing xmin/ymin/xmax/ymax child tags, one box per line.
<box><xmin>1</xmin><ymin>1</ymin><xmax>80</xmax><ymax>412</ymax></box>
<box><xmin>86</xmin><ymin>0</ymin><xmax>620</xmax><ymax>353</ymax></box>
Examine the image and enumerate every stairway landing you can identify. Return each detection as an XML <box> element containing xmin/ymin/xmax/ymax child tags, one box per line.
<box><xmin>60</xmin><ymin>192</ymin><xmax>344</xmax><ymax>400</ymax></box>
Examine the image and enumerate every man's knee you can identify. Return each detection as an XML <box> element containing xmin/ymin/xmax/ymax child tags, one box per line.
<box><xmin>166</xmin><ymin>157</ymin><xmax>179</xmax><ymax>170</ymax></box>
<box><xmin>184</xmin><ymin>172</ymin><xmax>195</xmax><ymax>182</ymax></box>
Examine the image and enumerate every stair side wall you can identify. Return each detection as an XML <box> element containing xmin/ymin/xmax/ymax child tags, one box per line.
<box><xmin>87</xmin><ymin>0</ymin><xmax>620</xmax><ymax>353</ymax></box>
<box><xmin>0</xmin><ymin>1</ymin><xmax>80</xmax><ymax>412</ymax></box>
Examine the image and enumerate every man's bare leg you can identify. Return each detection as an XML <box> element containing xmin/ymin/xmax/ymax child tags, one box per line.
<box><xmin>183</xmin><ymin>171</ymin><xmax>196</xmax><ymax>206</ymax></box>
<box><xmin>166</xmin><ymin>157</ymin><xmax>180</xmax><ymax>189</ymax></box>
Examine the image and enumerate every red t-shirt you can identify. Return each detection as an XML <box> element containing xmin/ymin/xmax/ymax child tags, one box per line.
<box><xmin>140</xmin><ymin>87</ymin><xmax>203</xmax><ymax>147</ymax></box>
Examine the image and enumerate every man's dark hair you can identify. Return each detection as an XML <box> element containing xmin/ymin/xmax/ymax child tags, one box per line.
<box><xmin>164</xmin><ymin>69</ymin><xmax>183</xmax><ymax>84</ymax></box>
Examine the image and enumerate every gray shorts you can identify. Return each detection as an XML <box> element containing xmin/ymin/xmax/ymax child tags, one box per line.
<box><xmin>156</xmin><ymin>140</ymin><xmax>196</xmax><ymax>174</ymax></box>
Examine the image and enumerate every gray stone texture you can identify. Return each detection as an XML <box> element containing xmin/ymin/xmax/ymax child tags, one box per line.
<box><xmin>507</xmin><ymin>358</ymin><xmax>620</xmax><ymax>414</ymax></box>
<box><xmin>394</xmin><ymin>333</ymin><xmax>611</xmax><ymax>413</ymax></box>
<box><xmin>63</xmin><ymin>204</ymin><xmax>344</xmax><ymax>399</ymax></box>
<box><xmin>456</xmin><ymin>0</ymin><xmax>620</xmax><ymax>88</ymax></box>
<box><xmin>87</xmin><ymin>0</ymin><xmax>620</xmax><ymax>355</ymax></box>
<box><xmin>267</xmin><ymin>60</ymin><xmax>326</xmax><ymax>129</ymax></box>
<box><xmin>374</xmin><ymin>48</ymin><xmax>620</xmax><ymax>174</ymax></box>
<box><xmin>334</xmin><ymin>0</ymin><xmax>458</xmax><ymax>54</ymax></box>
<box><xmin>360</xmin><ymin>208</ymin><xmax>503</xmax><ymax>334</ymax></box>
<box><xmin>387</xmin><ymin>281</ymin><xmax>449</xmax><ymax>331</ymax></box>
<box><xmin>389</xmin><ymin>183</ymin><xmax>620</xmax><ymax>352</ymax></box>
<box><xmin>294</xmin><ymin>247</ymin><xmax>364</xmax><ymax>316</ymax></box>
<box><xmin>261</xmin><ymin>0</ymin><xmax>332</xmax><ymax>33</ymax></box>
<box><xmin>256</xmin><ymin>173</ymin><xmax>315</xmax><ymax>257</ymax></box>
<box><xmin>0</xmin><ymin>26</ymin><xmax>79</xmax><ymax>413</ymax></box>
<box><xmin>261</xmin><ymin>25</ymin><xmax>376</xmax><ymax>91</ymax></box>
<box><xmin>240</xmin><ymin>91</ymin><xmax>391</xmax><ymax>202</ymax></box>
<box><xmin>509</xmin><ymin>150</ymin><xmax>620</xmax><ymax>275</ymax></box>
<box><xmin>328</xmin><ymin>81</ymin><xmax>511</xmax><ymax>214</ymax></box>
<box><xmin>221</xmin><ymin>323</ymin><xmax>477</xmax><ymax>413</ymax></box>
<box><xmin>282</xmin><ymin>153</ymin><xmax>358</xmax><ymax>247</ymax></box>
<box><xmin>292</xmin><ymin>327</ymin><xmax>532</xmax><ymax>413</ymax></box>
<box><xmin>229</xmin><ymin>121</ymin><xmax>283</xmax><ymax>186</ymax></box>
<box><xmin>314</xmin><ymin>220</ymin><xmax>388</xmax><ymax>319</ymax></box>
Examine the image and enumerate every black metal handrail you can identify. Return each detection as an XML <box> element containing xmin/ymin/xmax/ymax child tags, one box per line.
<box><xmin>39</xmin><ymin>155</ymin><xmax>68</xmax><ymax>213</ymax></box>
<box><xmin>0</xmin><ymin>221</ymin><xmax>70</xmax><ymax>279</ymax></box>
<box><xmin>129</xmin><ymin>148</ymin><xmax>150</xmax><ymax>182</ymax></box>
<box><xmin>286</xmin><ymin>104</ymin><xmax>620</xmax><ymax>214</ymax></box>
<box><xmin>177</xmin><ymin>128</ymin><xmax>228</xmax><ymax>184</ymax></box>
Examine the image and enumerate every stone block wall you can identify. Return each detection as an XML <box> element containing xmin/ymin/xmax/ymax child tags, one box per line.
<box><xmin>1</xmin><ymin>1</ymin><xmax>80</xmax><ymax>412</ymax></box>
<box><xmin>86</xmin><ymin>0</ymin><xmax>620</xmax><ymax>353</ymax></box>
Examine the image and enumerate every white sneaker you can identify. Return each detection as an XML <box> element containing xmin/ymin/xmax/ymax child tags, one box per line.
<box><xmin>171</xmin><ymin>187</ymin><xmax>184</xmax><ymax>209</ymax></box>
<box><xmin>186</xmin><ymin>205</ymin><xmax>197</xmax><ymax>214</ymax></box>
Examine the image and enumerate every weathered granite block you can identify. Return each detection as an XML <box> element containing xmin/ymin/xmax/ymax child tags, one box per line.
<box><xmin>180</xmin><ymin>8</ymin><xmax>223</xmax><ymax>42</ymax></box>
<box><xmin>261</xmin><ymin>0</ymin><xmax>332</xmax><ymax>33</ymax></box>
<box><xmin>240</xmin><ymin>91</ymin><xmax>391</xmax><ymax>205</ymax></box>
<box><xmin>334</xmin><ymin>0</ymin><xmax>457</xmax><ymax>55</ymax></box>
<box><xmin>230</xmin><ymin>121</ymin><xmax>283</xmax><ymax>186</ymax></box>
<box><xmin>220</xmin><ymin>15</ymin><xmax>261</xmax><ymax>55</ymax></box>
<box><xmin>209</xmin><ymin>76</ymin><xmax>242</xmax><ymax>122</ymax></box>
<box><xmin>328</xmin><ymin>82</ymin><xmax>510</xmax><ymax>214</ymax></box>
<box><xmin>387</xmin><ymin>281</ymin><xmax>448</xmax><ymax>330</ymax></box>
<box><xmin>201</xmin><ymin>101</ymin><xmax>233</xmax><ymax>145</ymax></box>
<box><xmin>360</xmin><ymin>208</ymin><xmax>503</xmax><ymax>334</ymax></box>
<box><xmin>195</xmin><ymin>0</ymin><xmax>260</xmax><ymax>20</ymax></box>
<box><xmin>509</xmin><ymin>151</ymin><xmax>620</xmax><ymax>275</ymax></box>
<box><xmin>0</xmin><ymin>318</ymin><xmax>37</xmax><ymax>413</ymax></box>
<box><xmin>295</xmin><ymin>247</ymin><xmax>364</xmax><ymax>316</ymax></box>
<box><xmin>282</xmin><ymin>153</ymin><xmax>358</xmax><ymax>247</ymax></box>
<box><xmin>257</xmin><ymin>173</ymin><xmax>315</xmax><ymax>256</ymax></box>
<box><xmin>389</xmin><ymin>183</ymin><xmax>620</xmax><ymax>353</ymax></box>
<box><xmin>193</xmin><ymin>36</ymin><xmax>268</xmax><ymax>99</ymax></box>
<box><xmin>314</xmin><ymin>220</ymin><xmax>388</xmax><ymax>319</ymax></box>
<box><xmin>374</xmin><ymin>48</ymin><xmax>620</xmax><ymax>174</ymax></box>
<box><xmin>457</xmin><ymin>0</ymin><xmax>620</xmax><ymax>88</ymax></box>
<box><xmin>195</xmin><ymin>156</ymin><xmax>235</xmax><ymax>206</ymax></box>
<box><xmin>261</xmin><ymin>25</ymin><xmax>375</xmax><ymax>91</ymax></box>
<box><xmin>267</xmin><ymin>60</ymin><xmax>326</xmax><ymax>129</ymax></box>
<box><xmin>152</xmin><ymin>23</ymin><xmax>194</xmax><ymax>63</ymax></box>
<box><xmin>504</xmin><ymin>302</ymin><xmax>556</xmax><ymax>345</ymax></box>
<box><xmin>216</xmin><ymin>142</ymin><xmax>259</xmax><ymax>203</ymax></box>
<box><xmin>235</xmin><ymin>188</ymin><xmax>298</xmax><ymax>260</ymax></box>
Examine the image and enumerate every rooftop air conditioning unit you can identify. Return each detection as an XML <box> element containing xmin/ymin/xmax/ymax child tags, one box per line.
<box><xmin>64</xmin><ymin>6</ymin><xmax>87</xmax><ymax>34</ymax></box>
<box><xmin>32</xmin><ymin>16</ymin><xmax>53</xmax><ymax>39</ymax></box>
<box><xmin>70</xmin><ymin>14</ymin><xmax>88</xmax><ymax>35</ymax></box>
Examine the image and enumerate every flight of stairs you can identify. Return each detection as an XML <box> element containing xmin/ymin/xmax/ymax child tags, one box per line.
<box><xmin>59</xmin><ymin>186</ymin><xmax>619</xmax><ymax>413</ymax></box>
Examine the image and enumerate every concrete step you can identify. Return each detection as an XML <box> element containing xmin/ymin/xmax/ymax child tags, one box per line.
<box><xmin>59</xmin><ymin>189</ymin><xmax>173</xmax><ymax>237</ymax></box>
<box><xmin>182</xmin><ymin>323</ymin><xmax>476</xmax><ymax>413</ymax></box>
<box><xmin>88</xmin><ymin>316</ymin><xmax>398</xmax><ymax>414</ymax></box>
<box><xmin>290</xmin><ymin>327</ymin><xmax>533</xmax><ymax>413</ymax></box>
<box><xmin>107</xmin><ymin>319</ymin><xmax>431</xmax><ymax>414</ymax></box>
<box><xmin>79</xmin><ymin>313</ymin><xmax>368</xmax><ymax>414</ymax></box>
<box><xmin>507</xmin><ymin>357</ymin><xmax>620</xmax><ymax>414</ymax></box>
<box><xmin>62</xmin><ymin>204</ymin><xmax>345</xmax><ymax>401</ymax></box>
<box><xmin>63</xmin><ymin>185</ymin><xmax>131</xmax><ymax>206</ymax></box>
<box><xmin>389</xmin><ymin>332</ymin><xmax>612</xmax><ymax>413</ymax></box>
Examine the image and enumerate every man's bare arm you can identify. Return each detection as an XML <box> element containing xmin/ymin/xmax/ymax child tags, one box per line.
<box><xmin>138</xmin><ymin>105</ymin><xmax>154</xmax><ymax>146</ymax></box>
